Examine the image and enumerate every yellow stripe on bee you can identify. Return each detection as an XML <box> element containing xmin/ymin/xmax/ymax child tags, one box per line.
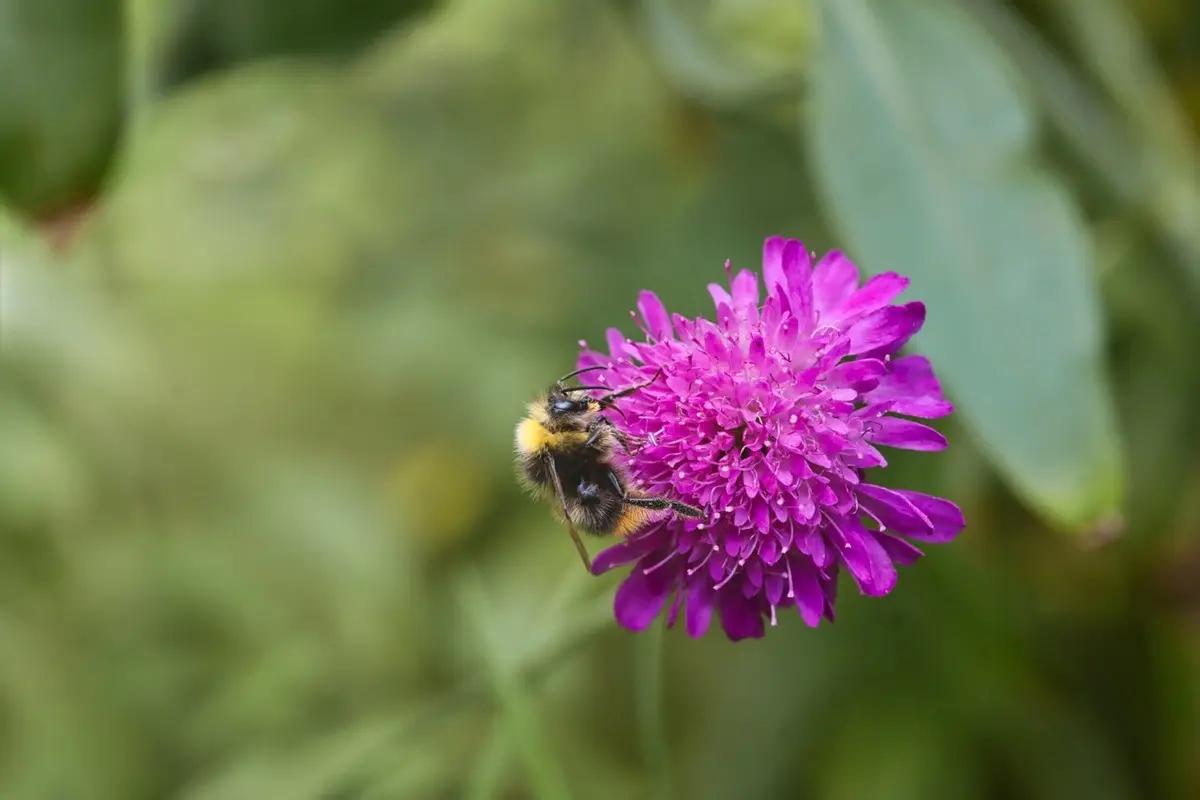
<box><xmin>614</xmin><ymin>507</ymin><xmax>653</xmax><ymax>538</ymax></box>
<box><xmin>515</xmin><ymin>418</ymin><xmax>587</xmax><ymax>455</ymax></box>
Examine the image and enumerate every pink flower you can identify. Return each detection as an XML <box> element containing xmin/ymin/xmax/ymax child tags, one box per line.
<box><xmin>579</xmin><ymin>237</ymin><xmax>965</xmax><ymax>640</ymax></box>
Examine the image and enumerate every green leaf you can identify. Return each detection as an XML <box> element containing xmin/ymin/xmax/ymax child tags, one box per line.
<box><xmin>807</xmin><ymin>0</ymin><xmax>1123</xmax><ymax>531</ymax></box>
<box><xmin>633</xmin><ymin>0</ymin><xmax>815</xmax><ymax>108</ymax></box>
<box><xmin>155</xmin><ymin>0</ymin><xmax>438</xmax><ymax>91</ymax></box>
<box><xmin>0</xmin><ymin>0</ymin><xmax>123</xmax><ymax>215</ymax></box>
<box><xmin>74</xmin><ymin>62</ymin><xmax>403</xmax><ymax>283</ymax></box>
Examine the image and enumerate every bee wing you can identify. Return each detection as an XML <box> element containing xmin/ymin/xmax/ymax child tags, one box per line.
<box><xmin>544</xmin><ymin>454</ymin><xmax>593</xmax><ymax>572</ymax></box>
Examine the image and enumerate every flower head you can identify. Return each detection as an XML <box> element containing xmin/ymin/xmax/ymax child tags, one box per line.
<box><xmin>578</xmin><ymin>237</ymin><xmax>965</xmax><ymax>640</ymax></box>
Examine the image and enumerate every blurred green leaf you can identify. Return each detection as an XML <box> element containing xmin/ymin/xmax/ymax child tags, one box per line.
<box><xmin>76</xmin><ymin>61</ymin><xmax>403</xmax><ymax>283</ymax></box>
<box><xmin>1104</xmin><ymin>242</ymin><xmax>1198</xmax><ymax>538</ymax></box>
<box><xmin>465</xmin><ymin>721</ymin><xmax>511</xmax><ymax>800</ymax></box>
<box><xmin>808</xmin><ymin>0</ymin><xmax>1124</xmax><ymax>532</ymax></box>
<box><xmin>818</xmin><ymin>702</ymin><xmax>976</xmax><ymax>800</ymax></box>
<box><xmin>458</xmin><ymin>571</ymin><xmax>572</xmax><ymax>800</ymax></box>
<box><xmin>994</xmin><ymin>703</ymin><xmax>1139</xmax><ymax>800</ymax></box>
<box><xmin>0</xmin><ymin>0</ymin><xmax>123</xmax><ymax>215</ymax></box>
<box><xmin>1045</xmin><ymin>0</ymin><xmax>1200</xmax><ymax>295</ymax></box>
<box><xmin>961</xmin><ymin>0</ymin><xmax>1145</xmax><ymax>209</ymax></box>
<box><xmin>633</xmin><ymin>0</ymin><xmax>815</xmax><ymax>108</ymax></box>
<box><xmin>155</xmin><ymin>0</ymin><xmax>437</xmax><ymax>90</ymax></box>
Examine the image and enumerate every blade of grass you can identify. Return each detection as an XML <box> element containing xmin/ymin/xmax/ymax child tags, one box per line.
<box><xmin>456</xmin><ymin>569</ymin><xmax>572</xmax><ymax>800</ymax></box>
<box><xmin>466</xmin><ymin>720</ymin><xmax>510</xmax><ymax>800</ymax></box>
<box><xmin>238</xmin><ymin>583</ymin><xmax>615</xmax><ymax>797</ymax></box>
<box><xmin>634</xmin><ymin>622</ymin><xmax>671</xmax><ymax>800</ymax></box>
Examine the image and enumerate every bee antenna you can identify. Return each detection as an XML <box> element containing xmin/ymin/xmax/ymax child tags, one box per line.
<box><xmin>555</xmin><ymin>365</ymin><xmax>607</xmax><ymax>388</ymax></box>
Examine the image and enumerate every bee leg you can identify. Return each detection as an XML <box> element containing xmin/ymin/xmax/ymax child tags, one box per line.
<box><xmin>621</xmin><ymin>490</ymin><xmax>706</xmax><ymax>520</ymax></box>
<box><xmin>605</xmin><ymin>469</ymin><xmax>705</xmax><ymax>520</ymax></box>
<box><xmin>614</xmin><ymin>430</ymin><xmax>644</xmax><ymax>456</ymax></box>
<box><xmin>584</xmin><ymin>419</ymin><xmax>609</xmax><ymax>450</ymax></box>
<box><xmin>625</xmin><ymin>496</ymin><xmax>705</xmax><ymax>519</ymax></box>
<box><xmin>545</xmin><ymin>455</ymin><xmax>592</xmax><ymax>572</ymax></box>
<box><xmin>624</xmin><ymin>496</ymin><xmax>670</xmax><ymax>510</ymax></box>
<box><xmin>667</xmin><ymin>500</ymin><xmax>705</xmax><ymax>518</ymax></box>
<box><xmin>586</xmin><ymin>416</ymin><xmax>643</xmax><ymax>455</ymax></box>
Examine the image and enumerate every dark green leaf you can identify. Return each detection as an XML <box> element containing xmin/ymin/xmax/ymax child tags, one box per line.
<box><xmin>0</xmin><ymin>0</ymin><xmax>123</xmax><ymax>214</ymax></box>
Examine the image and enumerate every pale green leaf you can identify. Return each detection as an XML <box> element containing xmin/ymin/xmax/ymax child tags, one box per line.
<box><xmin>808</xmin><ymin>0</ymin><xmax>1124</xmax><ymax>531</ymax></box>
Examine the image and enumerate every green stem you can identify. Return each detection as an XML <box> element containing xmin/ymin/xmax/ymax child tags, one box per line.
<box><xmin>465</xmin><ymin>721</ymin><xmax>509</xmax><ymax>800</ymax></box>
<box><xmin>635</xmin><ymin>623</ymin><xmax>671</xmax><ymax>800</ymax></box>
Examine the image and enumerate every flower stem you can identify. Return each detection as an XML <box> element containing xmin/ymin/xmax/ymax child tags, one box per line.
<box><xmin>635</xmin><ymin>623</ymin><xmax>672</xmax><ymax>800</ymax></box>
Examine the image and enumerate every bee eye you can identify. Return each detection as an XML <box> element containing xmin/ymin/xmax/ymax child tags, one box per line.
<box><xmin>552</xmin><ymin>399</ymin><xmax>577</xmax><ymax>414</ymax></box>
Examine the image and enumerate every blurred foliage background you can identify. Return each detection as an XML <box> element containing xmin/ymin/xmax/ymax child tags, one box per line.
<box><xmin>1</xmin><ymin>0</ymin><xmax>1198</xmax><ymax>797</ymax></box>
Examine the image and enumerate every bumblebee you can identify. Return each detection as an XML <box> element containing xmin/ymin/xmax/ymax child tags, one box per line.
<box><xmin>515</xmin><ymin>366</ymin><xmax>704</xmax><ymax>570</ymax></box>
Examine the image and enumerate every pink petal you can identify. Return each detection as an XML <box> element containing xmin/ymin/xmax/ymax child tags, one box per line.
<box><xmin>731</xmin><ymin>269</ymin><xmax>759</xmax><ymax>311</ymax></box>
<box><xmin>859</xmin><ymin>533</ymin><xmax>898</xmax><ymax>595</ymax></box>
<box><xmin>576</xmin><ymin>349</ymin><xmax>609</xmax><ymax>369</ymax></box>
<box><xmin>845</xmin><ymin>302</ymin><xmax>925</xmax><ymax>355</ymax></box>
<box><xmin>791</xmin><ymin>561</ymin><xmax>824</xmax><ymax>627</ymax></box>
<box><xmin>717</xmin><ymin>588</ymin><xmax>765</xmax><ymax>641</ymax></box>
<box><xmin>613</xmin><ymin>558</ymin><xmax>675</xmax><ymax>630</ymax></box>
<box><xmin>825</xmin><ymin>514</ymin><xmax>896</xmax><ymax>595</ymax></box>
<box><xmin>825</xmin><ymin>272</ymin><xmax>908</xmax><ymax>326</ymax></box>
<box><xmin>686</xmin><ymin>578</ymin><xmax>715</xmax><ymax>638</ymax></box>
<box><xmin>870</xmin><ymin>417</ymin><xmax>948</xmax><ymax>451</ymax></box>
<box><xmin>592</xmin><ymin>526</ymin><xmax>666</xmax><ymax>574</ymax></box>
<box><xmin>875</xmin><ymin>532</ymin><xmax>924</xmax><ymax>565</ymax></box>
<box><xmin>637</xmin><ymin>291</ymin><xmax>674</xmax><ymax>341</ymax></box>
<box><xmin>823</xmin><ymin>358</ymin><xmax>887</xmax><ymax>392</ymax></box>
<box><xmin>821</xmin><ymin>570</ymin><xmax>839</xmax><ymax>621</ymax></box>
<box><xmin>865</xmin><ymin>355</ymin><xmax>953</xmax><ymax>418</ymax></box>
<box><xmin>781</xmin><ymin>239</ymin><xmax>814</xmax><ymax>328</ymax></box>
<box><xmin>762</xmin><ymin>236</ymin><xmax>788</xmax><ymax>295</ymax></box>
<box><xmin>857</xmin><ymin>483</ymin><xmax>934</xmax><ymax>537</ymax></box>
<box><xmin>605</xmin><ymin>327</ymin><xmax>633</xmax><ymax>360</ymax></box>
<box><xmin>812</xmin><ymin>251</ymin><xmax>859</xmax><ymax>322</ymax></box>
<box><xmin>892</xmin><ymin>490</ymin><xmax>965</xmax><ymax>542</ymax></box>
<box><xmin>824</xmin><ymin>514</ymin><xmax>872</xmax><ymax>586</ymax></box>
<box><xmin>666</xmin><ymin>589</ymin><xmax>684</xmax><ymax>628</ymax></box>
<box><xmin>708</xmin><ymin>283</ymin><xmax>733</xmax><ymax>313</ymax></box>
<box><xmin>588</xmin><ymin>537</ymin><xmax>648</xmax><ymax>575</ymax></box>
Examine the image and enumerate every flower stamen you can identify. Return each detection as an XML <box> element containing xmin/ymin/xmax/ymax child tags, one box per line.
<box><xmin>643</xmin><ymin>549</ymin><xmax>680</xmax><ymax>575</ymax></box>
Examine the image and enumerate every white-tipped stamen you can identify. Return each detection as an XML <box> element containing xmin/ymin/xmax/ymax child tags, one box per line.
<box><xmin>643</xmin><ymin>548</ymin><xmax>680</xmax><ymax>574</ymax></box>
<box><xmin>714</xmin><ymin>565</ymin><xmax>739</xmax><ymax>590</ymax></box>
<box><xmin>687</xmin><ymin>548</ymin><xmax>715</xmax><ymax>576</ymax></box>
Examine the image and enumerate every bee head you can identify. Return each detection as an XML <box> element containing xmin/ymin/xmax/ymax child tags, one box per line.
<box><xmin>545</xmin><ymin>364</ymin><xmax>628</xmax><ymax>421</ymax></box>
<box><xmin>546</xmin><ymin>392</ymin><xmax>592</xmax><ymax>419</ymax></box>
